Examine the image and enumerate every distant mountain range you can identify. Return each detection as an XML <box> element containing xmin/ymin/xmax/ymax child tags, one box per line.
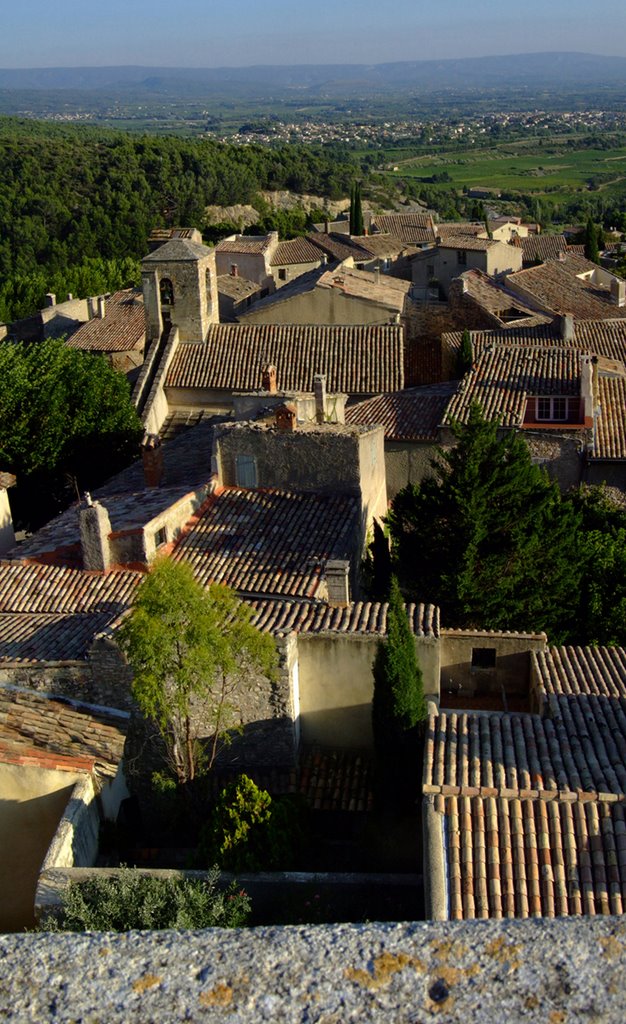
<box><xmin>1</xmin><ymin>53</ymin><xmax>626</xmax><ymax>97</ymax></box>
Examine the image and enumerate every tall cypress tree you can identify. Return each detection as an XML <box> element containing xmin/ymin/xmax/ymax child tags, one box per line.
<box><xmin>350</xmin><ymin>180</ymin><xmax>364</xmax><ymax>236</ymax></box>
<box><xmin>584</xmin><ymin>216</ymin><xmax>600</xmax><ymax>264</ymax></box>
<box><xmin>455</xmin><ymin>328</ymin><xmax>473</xmax><ymax>378</ymax></box>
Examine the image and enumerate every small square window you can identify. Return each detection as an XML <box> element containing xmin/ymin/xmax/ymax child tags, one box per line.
<box><xmin>457</xmin><ymin>250</ymin><xmax>467</xmax><ymax>266</ymax></box>
<box><xmin>235</xmin><ymin>454</ymin><xmax>258</xmax><ymax>488</ymax></box>
<box><xmin>278</xmin><ymin>268</ymin><xmax>287</xmax><ymax>281</ymax></box>
<box><xmin>154</xmin><ymin>526</ymin><xmax>168</xmax><ymax>548</ymax></box>
<box><xmin>471</xmin><ymin>647</ymin><xmax>496</xmax><ymax>670</ymax></box>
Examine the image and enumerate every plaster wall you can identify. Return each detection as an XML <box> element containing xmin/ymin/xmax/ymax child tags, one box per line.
<box><xmin>440</xmin><ymin>630</ymin><xmax>548</xmax><ymax>700</ymax></box>
<box><xmin>270</xmin><ymin>259</ymin><xmax>322</xmax><ymax>288</ymax></box>
<box><xmin>0</xmin><ymin>763</ymin><xmax>80</xmax><ymax>931</ymax></box>
<box><xmin>383</xmin><ymin>441</ymin><xmax>440</xmax><ymax>499</ymax></box>
<box><xmin>241</xmin><ymin>287</ymin><xmax>402</xmax><ymax>327</ymax></box>
<box><xmin>296</xmin><ymin>634</ymin><xmax>440</xmax><ymax>749</ymax></box>
<box><xmin>0</xmin><ymin>488</ymin><xmax>15</xmax><ymax>555</ymax></box>
<box><xmin>413</xmin><ymin>243</ymin><xmax>522</xmax><ymax>299</ymax></box>
<box><xmin>215</xmin><ymin>251</ymin><xmax>273</xmax><ymax>289</ymax></box>
<box><xmin>232</xmin><ymin>391</ymin><xmax>347</xmax><ymax>424</ymax></box>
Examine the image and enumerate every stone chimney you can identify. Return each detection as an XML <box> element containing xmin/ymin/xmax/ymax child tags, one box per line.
<box><xmin>314</xmin><ymin>373</ymin><xmax>327</xmax><ymax>425</ymax></box>
<box><xmin>97</xmin><ymin>296</ymin><xmax>106</xmax><ymax>319</ymax></box>
<box><xmin>79</xmin><ymin>494</ymin><xmax>112</xmax><ymax>571</ymax></box>
<box><xmin>559</xmin><ymin>314</ymin><xmax>575</xmax><ymax>342</ymax></box>
<box><xmin>44</xmin><ymin>293</ymin><xmax>56</xmax><ymax>308</ymax></box>
<box><xmin>581</xmin><ymin>354</ymin><xmax>596</xmax><ymax>422</ymax></box>
<box><xmin>275</xmin><ymin>403</ymin><xmax>297</xmax><ymax>433</ymax></box>
<box><xmin>230</xmin><ymin>263</ymin><xmax>239</xmax><ymax>278</ymax></box>
<box><xmin>141</xmin><ymin>434</ymin><xmax>164</xmax><ymax>488</ymax></box>
<box><xmin>262</xmin><ymin>364</ymin><xmax>277</xmax><ymax>394</ymax></box>
<box><xmin>611</xmin><ymin>277</ymin><xmax>626</xmax><ymax>307</ymax></box>
<box><xmin>325</xmin><ymin>560</ymin><xmax>351</xmax><ymax>606</ymax></box>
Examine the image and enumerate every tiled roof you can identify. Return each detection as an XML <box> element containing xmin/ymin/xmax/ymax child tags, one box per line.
<box><xmin>0</xmin><ymin>562</ymin><xmax>140</xmax><ymax>615</ymax></box>
<box><xmin>453</xmin><ymin>269</ymin><xmax>548</xmax><ymax>324</ymax></box>
<box><xmin>346</xmin><ymin>384</ymin><xmax>456</xmax><ymax>441</ymax></box>
<box><xmin>165</xmin><ymin>324</ymin><xmax>404</xmax><ymax>395</ymax></box>
<box><xmin>270</xmin><ymin>238</ymin><xmax>323</xmax><ymax>266</ymax></box>
<box><xmin>142</xmin><ymin>238</ymin><xmax>213</xmax><ymax>262</ymax></box>
<box><xmin>443</xmin><ymin>319</ymin><xmax>626</xmax><ymax>364</ymax></box>
<box><xmin>65</xmin><ymin>290</ymin><xmax>145</xmax><ymax>353</ymax></box>
<box><xmin>437</xmin><ymin>223</ymin><xmax>486</xmax><ymax>240</ymax></box>
<box><xmin>521</xmin><ymin>234</ymin><xmax>568</xmax><ymax>264</ymax></box>
<box><xmin>306</xmin><ymin>232</ymin><xmax>374</xmax><ymax>263</ymax></box>
<box><xmin>217</xmin><ymin>274</ymin><xmax>263</xmax><ymax>300</ymax></box>
<box><xmin>348</xmin><ymin>234</ymin><xmax>410</xmax><ymax>259</ymax></box>
<box><xmin>439</xmin><ymin>235</ymin><xmax>497</xmax><ymax>252</ymax></box>
<box><xmin>506</xmin><ymin>255</ymin><xmax>626</xmax><ymax>321</ymax></box>
<box><xmin>216</xmin><ymin>237</ymin><xmax>272</xmax><ymax>256</ymax></box>
<box><xmin>533</xmin><ymin>646</ymin><xmax>626</xmax><ymax>699</ymax></box>
<box><xmin>443</xmin><ymin>345</ymin><xmax>581</xmax><ymax>426</ymax></box>
<box><xmin>174</xmin><ymin>486</ymin><xmax>359</xmax><ymax>600</ymax></box>
<box><xmin>316</xmin><ymin>267</ymin><xmax>410</xmax><ymax>310</ymax></box>
<box><xmin>436</xmin><ymin>791</ymin><xmax>626</xmax><ymax>919</ymax></box>
<box><xmin>592</xmin><ymin>373</ymin><xmax>626</xmax><ymax>459</ymax></box>
<box><xmin>247</xmin><ymin>597</ymin><xmax>440</xmax><ymax>639</ymax></box>
<box><xmin>0</xmin><ymin>685</ymin><xmax>128</xmax><ymax>776</ymax></box>
<box><xmin>373</xmin><ymin>213</ymin><xmax>436</xmax><ymax>244</ymax></box>
<box><xmin>12</xmin><ymin>483</ymin><xmax>210</xmax><ymax>564</ymax></box>
<box><xmin>424</xmin><ymin>708</ymin><xmax>626</xmax><ymax>798</ymax></box>
<box><xmin>0</xmin><ymin>612</ymin><xmax>116</xmax><ymax>662</ymax></box>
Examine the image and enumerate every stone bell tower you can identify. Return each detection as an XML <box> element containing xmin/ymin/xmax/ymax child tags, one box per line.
<box><xmin>141</xmin><ymin>237</ymin><xmax>218</xmax><ymax>343</ymax></box>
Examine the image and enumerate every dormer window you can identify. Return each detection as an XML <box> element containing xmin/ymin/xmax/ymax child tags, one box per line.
<box><xmin>536</xmin><ymin>397</ymin><xmax>569</xmax><ymax>421</ymax></box>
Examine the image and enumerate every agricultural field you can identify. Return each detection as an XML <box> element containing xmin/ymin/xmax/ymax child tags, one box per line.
<box><xmin>383</xmin><ymin>141</ymin><xmax>626</xmax><ymax>202</ymax></box>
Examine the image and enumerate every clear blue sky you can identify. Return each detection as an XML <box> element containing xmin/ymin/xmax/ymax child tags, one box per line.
<box><xmin>4</xmin><ymin>0</ymin><xmax>626</xmax><ymax>67</ymax></box>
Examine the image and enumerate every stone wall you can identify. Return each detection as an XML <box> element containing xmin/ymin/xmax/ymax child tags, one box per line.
<box><xmin>524</xmin><ymin>429</ymin><xmax>586</xmax><ymax>491</ymax></box>
<box><xmin>383</xmin><ymin>441</ymin><xmax>441</xmax><ymax>499</ymax></box>
<box><xmin>440</xmin><ymin>629</ymin><xmax>548</xmax><ymax>701</ymax></box>
<box><xmin>40</xmin><ymin>775</ymin><xmax>100</xmax><ymax>871</ymax></box>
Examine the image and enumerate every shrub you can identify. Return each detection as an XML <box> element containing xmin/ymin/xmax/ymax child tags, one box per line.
<box><xmin>38</xmin><ymin>866</ymin><xmax>250</xmax><ymax>931</ymax></box>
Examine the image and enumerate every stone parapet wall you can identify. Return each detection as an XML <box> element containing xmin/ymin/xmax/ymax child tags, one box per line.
<box><xmin>4</xmin><ymin>916</ymin><xmax>625</xmax><ymax>1022</ymax></box>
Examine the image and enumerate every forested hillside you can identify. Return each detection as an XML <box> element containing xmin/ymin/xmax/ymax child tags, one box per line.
<box><xmin>0</xmin><ymin>118</ymin><xmax>357</xmax><ymax>321</ymax></box>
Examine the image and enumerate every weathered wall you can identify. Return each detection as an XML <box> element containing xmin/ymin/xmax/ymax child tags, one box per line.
<box><xmin>215</xmin><ymin>250</ymin><xmax>273</xmax><ymax>289</ymax></box>
<box><xmin>0</xmin><ymin>659</ymin><xmax>132</xmax><ymax>711</ymax></box>
<box><xmin>296</xmin><ymin>634</ymin><xmax>440</xmax><ymax>749</ymax></box>
<box><xmin>357</xmin><ymin>427</ymin><xmax>389</xmax><ymax>541</ymax></box>
<box><xmin>440</xmin><ymin>629</ymin><xmax>548</xmax><ymax>700</ymax></box>
<box><xmin>141</xmin><ymin>327</ymin><xmax>181</xmax><ymax>435</ymax></box>
<box><xmin>270</xmin><ymin>258</ymin><xmax>322</xmax><ymax>288</ymax></box>
<box><xmin>0</xmin><ymin>763</ymin><xmax>79</xmax><ymax>932</ymax></box>
<box><xmin>524</xmin><ymin>430</ymin><xmax>586</xmax><ymax>491</ymax></box>
<box><xmin>141</xmin><ymin>251</ymin><xmax>218</xmax><ymax>344</ymax></box>
<box><xmin>585</xmin><ymin>460</ymin><xmax>626</xmax><ymax>491</ymax></box>
<box><xmin>0</xmin><ymin>488</ymin><xmax>15</xmax><ymax>556</ymax></box>
<box><xmin>241</xmin><ymin>287</ymin><xmax>401</xmax><ymax>327</ymax></box>
<box><xmin>40</xmin><ymin>775</ymin><xmax>100</xmax><ymax>872</ymax></box>
<box><xmin>232</xmin><ymin>391</ymin><xmax>347</xmax><ymax>424</ymax></box>
<box><xmin>384</xmin><ymin>441</ymin><xmax>440</xmax><ymax>499</ymax></box>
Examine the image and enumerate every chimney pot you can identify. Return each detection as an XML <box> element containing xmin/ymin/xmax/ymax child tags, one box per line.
<box><xmin>141</xmin><ymin>433</ymin><xmax>164</xmax><ymax>488</ymax></box>
<box><xmin>325</xmin><ymin>559</ymin><xmax>351</xmax><ymax>606</ymax></box>
<box><xmin>44</xmin><ymin>293</ymin><xmax>56</xmax><ymax>308</ymax></box>
<box><xmin>79</xmin><ymin>498</ymin><xmax>112</xmax><ymax>571</ymax></box>
<box><xmin>314</xmin><ymin>373</ymin><xmax>327</xmax><ymax>424</ymax></box>
<box><xmin>559</xmin><ymin>314</ymin><xmax>575</xmax><ymax>342</ymax></box>
<box><xmin>275</xmin><ymin>403</ymin><xmax>297</xmax><ymax>433</ymax></box>
<box><xmin>230</xmin><ymin>263</ymin><xmax>239</xmax><ymax>277</ymax></box>
<box><xmin>97</xmin><ymin>296</ymin><xmax>106</xmax><ymax>318</ymax></box>
<box><xmin>262</xmin><ymin>364</ymin><xmax>277</xmax><ymax>394</ymax></box>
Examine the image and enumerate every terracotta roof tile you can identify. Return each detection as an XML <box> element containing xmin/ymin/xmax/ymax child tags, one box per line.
<box><xmin>593</xmin><ymin>373</ymin><xmax>626</xmax><ymax>459</ymax></box>
<box><xmin>247</xmin><ymin>597</ymin><xmax>439</xmax><ymax>638</ymax></box>
<box><xmin>346</xmin><ymin>384</ymin><xmax>457</xmax><ymax>441</ymax></box>
<box><xmin>521</xmin><ymin>234</ymin><xmax>568</xmax><ymax>264</ymax></box>
<box><xmin>373</xmin><ymin>213</ymin><xmax>436</xmax><ymax>244</ymax></box>
<box><xmin>65</xmin><ymin>289</ymin><xmax>145</xmax><ymax>353</ymax></box>
<box><xmin>533</xmin><ymin>646</ymin><xmax>626</xmax><ymax>699</ymax></box>
<box><xmin>173</xmin><ymin>486</ymin><xmax>359</xmax><ymax>600</ymax></box>
<box><xmin>0</xmin><ymin>562</ymin><xmax>140</xmax><ymax>615</ymax></box>
<box><xmin>506</xmin><ymin>255</ymin><xmax>626</xmax><ymax>320</ymax></box>
<box><xmin>0</xmin><ymin>685</ymin><xmax>128</xmax><ymax>777</ymax></box>
<box><xmin>165</xmin><ymin>324</ymin><xmax>404</xmax><ymax>395</ymax></box>
<box><xmin>270</xmin><ymin>238</ymin><xmax>324</xmax><ymax>266</ymax></box>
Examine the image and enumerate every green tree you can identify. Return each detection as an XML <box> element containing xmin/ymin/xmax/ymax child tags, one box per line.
<box><xmin>38</xmin><ymin>866</ymin><xmax>250</xmax><ymax>932</ymax></box>
<box><xmin>0</xmin><ymin>339</ymin><xmax>142</xmax><ymax>529</ymax></box>
<box><xmin>350</xmin><ymin>180</ymin><xmax>364</xmax><ymax>236</ymax></box>
<box><xmin>118</xmin><ymin>560</ymin><xmax>278</xmax><ymax>786</ymax></box>
<box><xmin>584</xmin><ymin>215</ymin><xmax>600</xmax><ymax>263</ymax></box>
<box><xmin>386</xmin><ymin>405</ymin><xmax>583</xmax><ymax>640</ymax></box>
<box><xmin>372</xmin><ymin>576</ymin><xmax>427</xmax><ymax>772</ymax></box>
<box><xmin>455</xmin><ymin>328</ymin><xmax>473</xmax><ymax>378</ymax></box>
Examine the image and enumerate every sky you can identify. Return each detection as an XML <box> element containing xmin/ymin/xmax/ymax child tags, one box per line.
<box><xmin>4</xmin><ymin>0</ymin><xmax>626</xmax><ymax>68</ymax></box>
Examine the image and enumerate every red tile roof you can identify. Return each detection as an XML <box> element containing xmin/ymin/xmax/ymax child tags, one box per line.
<box><xmin>248</xmin><ymin>597</ymin><xmax>439</xmax><ymax>639</ymax></box>
<box><xmin>593</xmin><ymin>373</ymin><xmax>626</xmax><ymax>459</ymax></box>
<box><xmin>270</xmin><ymin>238</ymin><xmax>324</xmax><ymax>266</ymax></box>
<box><xmin>173</xmin><ymin>486</ymin><xmax>359</xmax><ymax>600</ymax></box>
<box><xmin>66</xmin><ymin>290</ymin><xmax>146</xmax><ymax>353</ymax></box>
<box><xmin>507</xmin><ymin>255</ymin><xmax>626</xmax><ymax>321</ymax></box>
<box><xmin>521</xmin><ymin>234</ymin><xmax>568</xmax><ymax>264</ymax></box>
<box><xmin>165</xmin><ymin>324</ymin><xmax>404</xmax><ymax>395</ymax></box>
<box><xmin>346</xmin><ymin>384</ymin><xmax>456</xmax><ymax>441</ymax></box>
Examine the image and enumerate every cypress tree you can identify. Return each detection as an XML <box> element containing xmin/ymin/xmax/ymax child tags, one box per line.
<box><xmin>350</xmin><ymin>180</ymin><xmax>364</xmax><ymax>236</ymax></box>
<box><xmin>372</xmin><ymin>576</ymin><xmax>427</xmax><ymax>768</ymax></box>
<box><xmin>455</xmin><ymin>328</ymin><xmax>473</xmax><ymax>378</ymax></box>
<box><xmin>584</xmin><ymin>216</ymin><xmax>600</xmax><ymax>264</ymax></box>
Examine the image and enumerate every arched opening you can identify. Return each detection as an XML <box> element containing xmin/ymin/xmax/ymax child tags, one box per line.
<box><xmin>159</xmin><ymin>277</ymin><xmax>175</xmax><ymax>307</ymax></box>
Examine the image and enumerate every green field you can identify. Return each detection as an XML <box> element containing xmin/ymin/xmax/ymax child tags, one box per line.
<box><xmin>384</xmin><ymin>144</ymin><xmax>626</xmax><ymax>200</ymax></box>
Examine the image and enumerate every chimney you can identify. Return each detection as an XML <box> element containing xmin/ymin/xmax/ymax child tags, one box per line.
<box><xmin>230</xmin><ymin>263</ymin><xmax>239</xmax><ymax>278</ymax></box>
<box><xmin>67</xmin><ymin>293</ymin><xmax>73</xmax><ymax>301</ymax></box>
<box><xmin>97</xmin><ymin>296</ymin><xmax>106</xmax><ymax>319</ymax></box>
<box><xmin>325</xmin><ymin>560</ymin><xmax>351</xmax><ymax>606</ymax></box>
<box><xmin>261</xmin><ymin>364</ymin><xmax>277</xmax><ymax>394</ymax></box>
<box><xmin>581</xmin><ymin>354</ymin><xmax>595</xmax><ymax>422</ymax></box>
<box><xmin>314</xmin><ymin>373</ymin><xmax>327</xmax><ymax>424</ymax></box>
<box><xmin>44</xmin><ymin>293</ymin><xmax>56</xmax><ymax>308</ymax></box>
<box><xmin>275</xmin><ymin>403</ymin><xmax>297</xmax><ymax>433</ymax></box>
<box><xmin>611</xmin><ymin>277</ymin><xmax>626</xmax><ymax>307</ymax></box>
<box><xmin>141</xmin><ymin>433</ymin><xmax>164</xmax><ymax>488</ymax></box>
<box><xmin>79</xmin><ymin>494</ymin><xmax>112</xmax><ymax>571</ymax></box>
<box><xmin>375</xmin><ymin>267</ymin><xmax>381</xmax><ymax>286</ymax></box>
<box><xmin>559</xmin><ymin>314</ymin><xmax>575</xmax><ymax>342</ymax></box>
<box><xmin>321</xmin><ymin>254</ymin><xmax>328</xmax><ymax>266</ymax></box>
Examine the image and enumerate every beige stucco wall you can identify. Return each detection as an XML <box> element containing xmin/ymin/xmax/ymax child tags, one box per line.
<box><xmin>270</xmin><ymin>259</ymin><xmax>322</xmax><ymax>288</ymax></box>
<box><xmin>413</xmin><ymin>243</ymin><xmax>522</xmax><ymax>299</ymax></box>
<box><xmin>296</xmin><ymin>634</ymin><xmax>440</xmax><ymax>749</ymax></box>
<box><xmin>0</xmin><ymin>763</ymin><xmax>80</xmax><ymax>931</ymax></box>
<box><xmin>440</xmin><ymin>629</ymin><xmax>548</xmax><ymax>700</ymax></box>
<box><xmin>241</xmin><ymin>286</ymin><xmax>401</xmax><ymax>327</ymax></box>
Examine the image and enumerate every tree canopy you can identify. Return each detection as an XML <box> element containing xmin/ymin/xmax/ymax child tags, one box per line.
<box><xmin>386</xmin><ymin>405</ymin><xmax>584</xmax><ymax>642</ymax></box>
<box><xmin>118</xmin><ymin>559</ymin><xmax>278</xmax><ymax>786</ymax></box>
<box><xmin>0</xmin><ymin>338</ymin><xmax>142</xmax><ymax>529</ymax></box>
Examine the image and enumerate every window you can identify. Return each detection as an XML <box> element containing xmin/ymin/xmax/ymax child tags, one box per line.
<box><xmin>457</xmin><ymin>250</ymin><xmax>467</xmax><ymax>266</ymax></box>
<box><xmin>159</xmin><ymin>278</ymin><xmax>174</xmax><ymax>306</ymax></box>
<box><xmin>235</xmin><ymin>454</ymin><xmax>258</xmax><ymax>488</ymax></box>
<box><xmin>471</xmin><ymin>647</ymin><xmax>496</xmax><ymax>670</ymax></box>
<box><xmin>426</xmin><ymin>264</ymin><xmax>435</xmax><ymax>278</ymax></box>
<box><xmin>536</xmin><ymin>397</ymin><xmax>568</xmax><ymax>421</ymax></box>
<box><xmin>154</xmin><ymin>526</ymin><xmax>168</xmax><ymax>548</ymax></box>
<box><xmin>278</xmin><ymin>268</ymin><xmax>287</xmax><ymax>281</ymax></box>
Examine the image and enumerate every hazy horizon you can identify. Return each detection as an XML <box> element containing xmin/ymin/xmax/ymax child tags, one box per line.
<box><xmin>5</xmin><ymin>0</ymin><xmax>626</xmax><ymax>69</ymax></box>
